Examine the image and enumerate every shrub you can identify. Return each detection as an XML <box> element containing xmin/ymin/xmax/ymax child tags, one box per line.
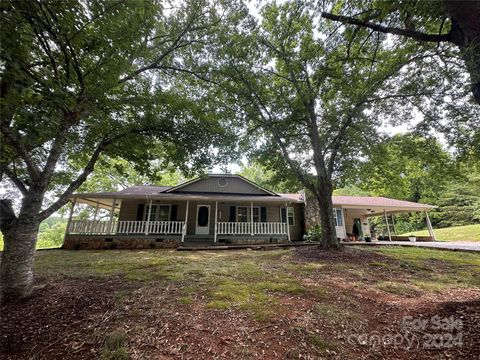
<box><xmin>306</xmin><ymin>224</ymin><xmax>322</xmax><ymax>242</ymax></box>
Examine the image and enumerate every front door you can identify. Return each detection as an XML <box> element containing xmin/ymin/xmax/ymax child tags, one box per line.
<box><xmin>196</xmin><ymin>205</ymin><xmax>210</xmax><ymax>235</ymax></box>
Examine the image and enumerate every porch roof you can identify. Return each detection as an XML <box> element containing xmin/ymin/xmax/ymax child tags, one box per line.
<box><xmin>70</xmin><ymin>191</ymin><xmax>303</xmax><ymax>210</ymax></box>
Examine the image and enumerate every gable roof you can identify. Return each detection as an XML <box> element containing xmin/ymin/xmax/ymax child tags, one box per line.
<box><xmin>165</xmin><ymin>174</ymin><xmax>278</xmax><ymax>196</ymax></box>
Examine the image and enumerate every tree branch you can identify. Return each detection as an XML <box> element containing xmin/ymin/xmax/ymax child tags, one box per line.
<box><xmin>38</xmin><ymin>139</ymin><xmax>108</xmax><ymax>220</ymax></box>
<box><xmin>2</xmin><ymin>166</ymin><xmax>29</xmax><ymax>196</ymax></box>
<box><xmin>0</xmin><ymin>123</ymin><xmax>41</xmax><ymax>180</ymax></box>
<box><xmin>321</xmin><ymin>12</ymin><xmax>452</xmax><ymax>43</ymax></box>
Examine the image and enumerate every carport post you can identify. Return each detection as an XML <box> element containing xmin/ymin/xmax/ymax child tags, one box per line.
<box><xmin>384</xmin><ymin>209</ymin><xmax>392</xmax><ymax>241</ymax></box>
<box><xmin>391</xmin><ymin>214</ymin><xmax>397</xmax><ymax>235</ymax></box>
<box><xmin>425</xmin><ymin>211</ymin><xmax>436</xmax><ymax>241</ymax></box>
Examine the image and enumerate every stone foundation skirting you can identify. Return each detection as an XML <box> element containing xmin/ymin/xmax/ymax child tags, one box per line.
<box><xmin>63</xmin><ymin>235</ymin><xmax>181</xmax><ymax>250</ymax></box>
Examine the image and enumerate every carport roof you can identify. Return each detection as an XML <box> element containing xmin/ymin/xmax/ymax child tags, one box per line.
<box><xmin>332</xmin><ymin>196</ymin><xmax>435</xmax><ymax>209</ymax></box>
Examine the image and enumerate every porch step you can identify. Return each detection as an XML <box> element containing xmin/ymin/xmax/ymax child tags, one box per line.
<box><xmin>183</xmin><ymin>236</ymin><xmax>213</xmax><ymax>242</ymax></box>
<box><xmin>177</xmin><ymin>241</ymin><xmax>320</xmax><ymax>251</ymax></box>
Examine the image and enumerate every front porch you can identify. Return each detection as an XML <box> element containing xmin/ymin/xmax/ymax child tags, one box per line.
<box><xmin>63</xmin><ymin>195</ymin><xmax>302</xmax><ymax>249</ymax></box>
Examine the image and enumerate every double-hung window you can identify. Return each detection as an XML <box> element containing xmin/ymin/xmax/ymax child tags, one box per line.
<box><xmin>144</xmin><ymin>204</ymin><xmax>170</xmax><ymax>221</ymax></box>
<box><xmin>237</xmin><ymin>206</ymin><xmax>260</xmax><ymax>222</ymax></box>
<box><xmin>237</xmin><ymin>206</ymin><xmax>248</xmax><ymax>222</ymax></box>
<box><xmin>280</xmin><ymin>207</ymin><xmax>294</xmax><ymax>226</ymax></box>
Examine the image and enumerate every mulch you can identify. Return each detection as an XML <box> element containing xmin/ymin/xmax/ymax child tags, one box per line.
<box><xmin>0</xmin><ymin>277</ymin><xmax>130</xmax><ymax>360</ymax></box>
<box><xmin>1</xmin><ymin>248</ymin><xmax>479</xmax><ymax>359</ymax></box>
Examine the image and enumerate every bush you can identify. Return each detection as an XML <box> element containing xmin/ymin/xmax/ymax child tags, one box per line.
<box><xmin>306</xmin><ymin>224</ymin><xmax>322</xmax><ymax>242</ymax></box>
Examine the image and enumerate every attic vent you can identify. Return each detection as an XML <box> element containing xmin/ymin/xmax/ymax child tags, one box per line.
<box><xmin>218</xmin><ymin>178</ymin><xmax>228</xmax><ymax>187</ymax></box>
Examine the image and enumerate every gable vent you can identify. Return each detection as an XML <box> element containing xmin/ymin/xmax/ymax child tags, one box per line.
<box><xmin>218</xmin><ymin>178</ymin><xmax>228</xmax><ymax>187</ymax></box>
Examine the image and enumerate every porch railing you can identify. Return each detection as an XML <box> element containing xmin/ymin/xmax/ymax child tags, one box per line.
<box><xmin>68</xmin><ymin>220</ymin><xmax>185</xmax><ymax>235</ymax></box>
<box><xmin>216</xmin><ymin>222</ymin><xmax>287</xmax><ymax>235</ymax></box>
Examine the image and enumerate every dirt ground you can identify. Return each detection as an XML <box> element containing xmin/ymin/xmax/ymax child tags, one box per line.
<box><xmin>1</xmin><ymin>246</ymin><xmax>479</xmax><ymax>359</ymax></box>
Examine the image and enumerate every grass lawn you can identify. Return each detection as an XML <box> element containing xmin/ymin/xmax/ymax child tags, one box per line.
<box><xmin>400</xmin><ymin>224</ymin><xmax>480</xmax><ymax>241</ymax></box>
<box><xmin>1</xmin><ymin>246</ymin><xmax>479</xmax><ymax>359</ymax></box>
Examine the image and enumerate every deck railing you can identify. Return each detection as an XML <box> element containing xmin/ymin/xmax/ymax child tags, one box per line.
<box><xmin>68</xmin><ymin>220</ymin><xmax>185</xmax><ymax>235</ymax></box>
<box><xmin>216</xmin><ymin>222</ymin><xmax>287</xmax><ymax>235</ymax></box>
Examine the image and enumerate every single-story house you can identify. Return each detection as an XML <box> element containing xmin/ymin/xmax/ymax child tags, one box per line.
<box><xmin>63</xmin><ymin>174</ymin><xmax>436</xmax><ymax>249</ymax></box>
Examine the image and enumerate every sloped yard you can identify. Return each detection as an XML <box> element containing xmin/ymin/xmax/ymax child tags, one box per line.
<box><xmin>401</xmin><ymin>224</ymin><xmax>480</xmax><ymax>241</ymax></box>
<box><xmin>1</xmin><ymin>247</ymin><xmax>479</xmax><ymax>359</ymax></box>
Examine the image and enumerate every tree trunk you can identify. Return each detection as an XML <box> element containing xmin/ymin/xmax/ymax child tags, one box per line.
<box><xmin>0</xmin><ymin>195</ymin><xmax>43</xmax><ymax>303</ymax></box>
<box><xmin>0</xmin><ymin>218</ymin><xmax>40</xmax><ymax>302</ymax></box>
<box><xmin>315</xmin><ymin>178</ymin><xmax>341</xmax><ymax>250</ymax></box>
<box><xmin>445</xmin><ymin>0</ymin><xmax>480</xmax><ymax>105</ymax></box>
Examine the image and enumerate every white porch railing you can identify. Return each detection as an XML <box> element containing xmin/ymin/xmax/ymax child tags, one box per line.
<box><xmin>68</xmin><ymin>220</ymin><xmax>185</xmax><ymax>235</ymax></box>
<box><xmin>216</xmin><ymin>222</ymin><xmax>287</xmax><ymax>235</ymax></box>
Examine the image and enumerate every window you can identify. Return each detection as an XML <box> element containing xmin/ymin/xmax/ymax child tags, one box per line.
<box><xmin>281</xmin><ymin>207</ymin><xmax>294</xmax><ymax>226</ymax></box>
<box><xmin>237</xmin><ymin>206</ymin><xmax>248</xmax><ymax>222</ymax></box>
<box><xmin>333</xmin><ymin>209</ymin><xmax>343</xmax><ymax>227</ymax></box>
<box><xmin>145</xmin><ymin>204</ymin><xmax>157</xmax><ymax>221</ymax></box>
<box><xmin>236</xmin><ymin>206</ymin><xmax>260</xmax><ymax>222</ymax></box>
<box><xmin>144</xmin><ymin>204</ymin><xmax>170</xmax><ymax>221</ymax></box>
<box><xmin>158</xmin><ymin>205</ymin><xmax>170</xmax><ymax>221</ymax></box>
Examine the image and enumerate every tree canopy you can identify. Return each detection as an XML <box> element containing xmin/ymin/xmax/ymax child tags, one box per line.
<box><xmin>0</xmin><ymin>0</ymin><xmax>236</xmax><ymax>301</ymax></box>
<box><xmin>199</xmin><ymin>0</ymin><xmax>476</xmax><ymax>247</ymax></box>
<box><xmin>322</xmin><ymin>0</ymin><xmax>480</xmax><ymax>105</ymax></box>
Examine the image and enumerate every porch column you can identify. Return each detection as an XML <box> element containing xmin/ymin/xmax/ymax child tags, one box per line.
<box><xmin>145</xmin><ymin>199</ymin><xmax>152</xmax><ymax>235</ymax></box>
<box><xmin>214</xmin><ymin>201</ymin><xmax>218</xmax><ymax>243</ymax></box>
<box><xmin>286</xmin><ymin>202</ymin><xmax>291</xmax><ymax>242</ymax></box>
<box><xmin>341</xmin><ymin>208</ymin><xmax>347</xmax><ymax>241</ymax></box>
<box><xmin>182</xmin><ymin>200</ymin><xmax>189</xmax><ymax>242</ymax></box>
<box><xmin>109</xmin><ymin>198</ymin><xmax>116</xmax><ymax>234</ymax></box>
<box><xmin>64</xmin><ymin>197</ymin><xmax>77</xmax><ymax>238</ymax></box>
<box><xmin>250</xmin><ymin>201</ymin><xmax>254</xmax><ymax>236</ymax></box>
<box><xmin>384</xmin><ymin>209</ymin><xmax>392</xmax><ymax>241</ymax></box>
<box><xmin>425</xmin><ymin>211</ymin><xmax>436</xmax><ymax>241</ymax></box>
<box><xmin>93</xmin><ymin>202</ymin><xmax>99</xmax><ymax>221</ymax></box>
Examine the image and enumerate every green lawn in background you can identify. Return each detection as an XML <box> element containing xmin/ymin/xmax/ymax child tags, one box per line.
<box><xmin>400</xmin><ymin>224</ymin><xmax>480</xmax><ymax>242</ymax></box>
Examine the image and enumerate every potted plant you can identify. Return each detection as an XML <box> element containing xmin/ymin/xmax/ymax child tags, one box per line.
<box><xmin>364</xmin><ymin>233</ymin><xmax>371</xmax><ymax>242</ymax></box>
<box><xmin>408</xmin><ymin>234</ymin><xmax>416</xmax><ymax>242</ymax></box>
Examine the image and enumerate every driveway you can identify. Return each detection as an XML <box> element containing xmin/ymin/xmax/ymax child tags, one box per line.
<box><xmin>344</xmin><ymin>241</ymin><xmax>480</xmax><ymax>252</ymax></box>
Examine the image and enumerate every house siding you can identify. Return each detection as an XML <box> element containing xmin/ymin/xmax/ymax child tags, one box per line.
<box><xmin>119</xmin><ymin>200</ymin><xmax>187</xmax><ymax>221</ymax></box>
<box><xmin>172</xmin><ymin>176</ymin><xmax>269</xmax><ymax>195</ymax></box>
<box><xmin>117</xmin><ymin>200</ymin><xmax>304</xmax><ymax>241</ymax></box>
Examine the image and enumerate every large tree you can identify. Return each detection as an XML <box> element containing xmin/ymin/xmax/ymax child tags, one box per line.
<box><xmin>322</xmin><ymin>0</ymin><xmax>480</xmax><ymax>105</ymax></box>
<box><xmin>0</xmin><ymin>0</ymin><xmax>234</xmax><ymax>301</ymax></box>
<box><xmin>355</xmin><ymin>134</ymin><xmax>458</xmax><ymax>203</ymax></box>
<box><xmin>205</xmin><ymin>1</ymin><xmax>468</xmax><ymax>248</ymax></box>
